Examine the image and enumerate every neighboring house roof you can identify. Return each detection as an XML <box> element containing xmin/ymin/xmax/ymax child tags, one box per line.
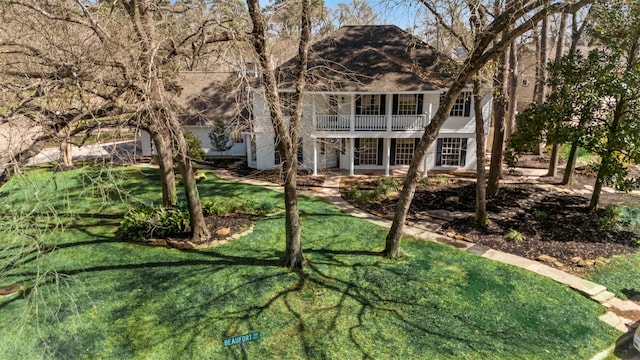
<box><xmin>175</xmin><ymin>71</ymin><xmax>254</xmax><ymax>127</ymax></box>
<box><xmin>277</xmin><ymin>25</ymin><xmax>456</xmax><ymax>92</ymax></box>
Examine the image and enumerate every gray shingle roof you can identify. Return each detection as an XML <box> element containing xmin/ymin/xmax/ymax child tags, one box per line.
<box><xmin>277</xmin><ymin>25</ymin><xmax>455</xmax><ymax>91</ymax></box>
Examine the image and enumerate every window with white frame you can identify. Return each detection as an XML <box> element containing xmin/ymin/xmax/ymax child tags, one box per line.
<box><xmin>395</xmin><ymin>139</ymin><xmax>415</xmax><ymax>165</ymax></box>
<box><xmin>357</xmin><ymin>138</ymin><xmax>378</xmax><ymax>165</ymax></box>
<box><xmin>449</xmin><ymin>92</ymin><xmax>471</xmax><ymax>117</ymax></box>
<box><xmin>397</xmin><ymin>94</ymin><xmax>418</xmax><ymax>115</ymax></box>
<box><xmin>359</xmin><ymin>95</ymin><xmax>381</xmax><ymax>115</ymax></box>
<box><xmin>436</xmin><ymin>138</ymin><xmax>467</xmax><ymax>167</ymax></box>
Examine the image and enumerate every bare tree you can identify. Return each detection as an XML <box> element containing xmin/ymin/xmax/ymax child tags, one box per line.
<box><xmin>247</xmin><ymin>0</ymin><xmax>311</xmax><ymax>270</ymax></box>
<box><xmin>383</xmin><ymin>0</ymin><xmax>594</xmax><ymax>258</ymax></box>
<box><xmin>1</xmin><ymin>0</ymin><xmax>241</xmax><ymax>243</ymax></box>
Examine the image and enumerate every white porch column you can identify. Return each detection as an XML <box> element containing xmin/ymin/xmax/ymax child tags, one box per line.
<box><xmin>349</xmin><ymin>137</ymin><xmax>355</xmax><ymax>176</ymax></box>
<box><xmin>423</xmin><ymin>153</ymin><xmax>428</xmax><ymax>178</ymax></box>
<box><xmin>312</xmin><ymin>139</ymin><xmax>318</xmax><ymax>176</ymax></box>
<box><xmin>385</xmin><ymin>138</ymin><xmax>391</xmax><ymax>177</ymax></box>
<box><xmin>350</xmin><ymin>95</ymin><xmax>355</xmax><ymax>132</ymax></box>
<box><xmin>386</xmin><ymin>94</ymin><xmax>392</xmax><ymax>132</ymax></box>
<box><xmin>312</xmin><ymin>95</ymin><xmax>317</xmax><ymax>131</ymax></box>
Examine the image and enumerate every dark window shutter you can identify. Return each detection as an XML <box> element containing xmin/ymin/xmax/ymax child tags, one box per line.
<box><xmin>417</xmin><ymin>94</ymin><xmax>424</xmax><ymax>114</ymax></box>
<box><xmin>392</xmin><ymin>95</ymin><xmax>399</xmax><ymax>115</ymax></box>
<box><xmin>380</xmin><ymin>95</ymin><xmax>386</xmax><ymax>115</ymax></box>
<box><xmin>355</xmin><ymin>96</ymin><xmax>362</xmax><ymax>115</ymax></box>
<box><xmin>436</xmin><ymin>138</ymin><xmax>443</xmax><ymax>166</ymax></box>
<box><xmin>390</xmin><ymin>139</ymin><xmax>397</xmax><ymax>165</ymax></box>
<box><xmin>297</xmin><ymin>139</ymin><xmax>303</xmax><ymax>163</ymax></box>
<box><xmin>377</xmin><ymin>138</ymin><xmax>384</xmax><ymax>165</ymax></box>
<box><xmin>460</xmin><ymin>138</ymin><xmax>468</xmax><ymax>166</ymax></box>
<box><xmin>354</xmin><ymin>138</ymin><xmax>360</xmax><ymax>165</ymax></box>
<box><xmin>274</xmin><ymin>136</ymin><xmax>280</xmax><ymax>165</ymax></box>
<box><xmin>464</xmin><ymin>93</ymin><xmax>471</xmax><ymax>117</ymax></box>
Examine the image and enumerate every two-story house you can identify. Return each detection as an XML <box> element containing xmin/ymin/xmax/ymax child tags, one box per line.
<box><xmin>140</xmin><ymin>25</ymin><xmax>491</xmax><ymax>176</ymax></box>
<box><xmin>247</xmin><ymin>25</ymin><xmax>491</xmax><ymax>176</ymax></box>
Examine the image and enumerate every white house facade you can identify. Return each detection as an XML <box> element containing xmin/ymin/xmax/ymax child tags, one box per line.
<box><xmin>140</xmin><ymin>25</ymin><xmax>492</xmax><ymax>176</ymax></box>
<box><xmin>248</xmin><ymin>89</ymin><xmax>491</xmax><ymax>176</ymax></box>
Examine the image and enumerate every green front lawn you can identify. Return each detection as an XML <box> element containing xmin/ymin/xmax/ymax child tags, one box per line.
<box><xmin>0</xmin><ymin>166</ymin><xmax>618</xmax><ymax>359</ymax></box>
<box><xmin>587</xmin><ymin>251</ymin><xmax>640</xmax><ymax>300</ymax></box>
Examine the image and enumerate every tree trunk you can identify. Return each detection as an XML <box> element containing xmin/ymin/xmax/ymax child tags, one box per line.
<box><xmin>247</xmin><ymin>0</ymin><xmax>309</xmax><ymax>270</ymax></box>
<box><xmin>506</xmin><ymin>40</ymin><xmax>518</xmax><ymax>139</ymax></box>
<box><xmin>589</xmin><ymin>164</ymin><xmax>605</xmax><ymax>210</ymax></box>
<box><xmin>474</xmin><ymin>77</ymin><xmax>488</xmax><ymax>227</ymax></box>
<box><xmin>170</xmin><ymin>116</ymin><xmax>210</xmax><ymax>243</ymax></box>
<box><xmin>149</xmin><ymin>128</ymin><xmax>177</xmax><ymax>207</ymax></box>
<box><xmin>487</xmin><ymin>45</ymin><xmax>508</xmax><ymax>197</ymax></box>
<box><xmin>548</xmin><ymin>143</ymin><xmax>560</xmax><ymax>177</ymax></box>
<box><xmin>547</xmin><ymin>13</ymin><xmax>568</xmax><ymax>178</ymax></box>
<box><xmin>533</xmin><ymin>17</ymin><xmax>549</xmax><ymax>155</ymax></box>
<box><xmin>282</xmin><ymin>155</ymin><xmax>303</xmax><ymax>270</ymax></box>
<box><xmin>562</xmin><ymin>142</ymin><xmax>579</xmax><ymax>185</ymax></box>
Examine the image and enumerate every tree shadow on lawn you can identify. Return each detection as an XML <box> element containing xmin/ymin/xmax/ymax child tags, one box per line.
<box><xmin>14</xmin><ymin>243</ymin><xmax>607</xmax><ymax>359</ymax></box>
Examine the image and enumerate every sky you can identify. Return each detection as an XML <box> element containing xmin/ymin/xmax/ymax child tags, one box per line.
<box><xmin>321</xmin><ymin>0</ymin><xmax>425</xmax><ymax>33</ymax></box>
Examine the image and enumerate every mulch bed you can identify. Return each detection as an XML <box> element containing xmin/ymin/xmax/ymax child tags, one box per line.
<box><xmin>339</xmin><ymin>156</ymin><xmax>640</xmax><ymax>276</ymax></box>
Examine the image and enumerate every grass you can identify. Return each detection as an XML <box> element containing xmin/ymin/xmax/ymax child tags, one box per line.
<box><xmin>0</xmin><ymin>166</ymin><xmax>620</xmax><ymax>359</ymax></box>
<box><xmin>587</xmin><ymin>251</ymin><xmax>640</xmax><ymax>300</ymax></box>
<box><xmin>558</xmin><ymin>144</ymin><xmax>595</xmax><ymax>167</ymax></box>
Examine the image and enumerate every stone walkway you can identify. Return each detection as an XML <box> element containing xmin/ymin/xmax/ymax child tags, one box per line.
<box><xmin>212</xmin><ymin>169</ymin><xmax>640</xmax><ymax>339</ymax></box>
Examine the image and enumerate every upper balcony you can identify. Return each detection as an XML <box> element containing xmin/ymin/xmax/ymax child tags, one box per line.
<box><xmin>314</xmin><ymin>114</ymin><xmax>430</xmax><ymax>132</ymax></box>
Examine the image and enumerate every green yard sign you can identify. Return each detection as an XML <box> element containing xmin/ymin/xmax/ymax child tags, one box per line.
<box><xmin>223</xmin><ymin>332</ymin><xmax>261</xmax><ymax>347</ymax></box>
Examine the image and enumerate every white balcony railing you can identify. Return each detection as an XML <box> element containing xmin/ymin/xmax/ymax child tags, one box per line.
<box><xmin>315</xmin><ymin>114</ymin><xmax>429</xmax><ymax>132</ymax></box>
<box><xmin>316</xmin><ymin>115</ymin><xmax>350</xmax><ymax>131</ymax></box>
<box><xmin>391</xmin><ymin>115</ymin><xmax>429</xmax><ymax>130</ymax></box>
<box><xmin>354</xmin><ymin>115</ymin><xmax>386</xmax><ymax>131</ymax></box>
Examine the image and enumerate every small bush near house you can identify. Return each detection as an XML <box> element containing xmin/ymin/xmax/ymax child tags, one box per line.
<box><xmin>419</xmin><ymin>175</ymin><xmax>452</xmax><ymax>185</ymax></box>
<box><xmin>184</xmin><ymin>131</ymin><xmax>207</xmax><ymax>161</ymax></box>
<box><xmin>201</xmin><ymin>198</ymin><xmax>244</xmax><ymax>216</ymax></box>
<box><xmin>597</xmin><ymin>205</ymin><xmax>640</xmax><ymax>231</ymax></box>
<box><xmin>117</xmin><ymin>206</ymin><xmax>190</xmax><ymax>241</ymax></box>
<box><xmin>506</xmin><ymin>229</ymin><xmax>525</xmax><ymax>242</ymax></box>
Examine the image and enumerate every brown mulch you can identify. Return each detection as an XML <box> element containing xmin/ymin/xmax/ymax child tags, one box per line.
<box><xmin>339</xmin><ymin>155</ymin><xmax>640</xmax><ymax>277</ymax></box>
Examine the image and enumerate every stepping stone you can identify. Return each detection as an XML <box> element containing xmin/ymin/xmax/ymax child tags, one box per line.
<box><xmin>604</xmin><ymin>297</ymin><xmax>640</xmax><ymax>312</ymax></box>
<box><xmin>592</xmin><ymin>290</ymin><xmax>616</xmax><ymax>304</ymax></box>
<box><xmin>598</xmin><ymin>311</ymin><xmax>632</xmax><ymax>332</ymax></box>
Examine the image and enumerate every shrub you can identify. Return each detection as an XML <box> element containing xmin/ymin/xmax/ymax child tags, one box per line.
<box><xmin>184</xmin><ymin>131</ymin><xmax>207</xmax><ymax>161</ymax></box>
<box><xmin>506</xmin><ymin>229</ymin><xmax>525</xmax><ymax>242</ymax></box>
<box><xmin>117</xmin><ymin>206</ymin><xmax>190</xmax><ymax>241</ymax></box>
<box><xmin>244</xmin><ymin>200</ymin><xmax>277</xmax><ymax>215</ymax></box>
<box><xmin>419</xmin><ymin>176</ymin><xmax>451</xmax><ymax>185</ymax></box>
<box><xmin>201</xmin><ymin>198</ymin><xmax>244</xmax><ymax>216</ymax></box>
<box><xmin>345</xmin><ymin>186</ymin><xmax>365</xmax><ymax>202</ymax></box>
<box><xmin>373</xmin><ymin>177</ymin><xmax>401</xmax><ymax>198</ymax></box>
<box><xmin>597</xmin><ymin>205</ymin><xmax>640</xmax><ymax>231</ymax></box>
